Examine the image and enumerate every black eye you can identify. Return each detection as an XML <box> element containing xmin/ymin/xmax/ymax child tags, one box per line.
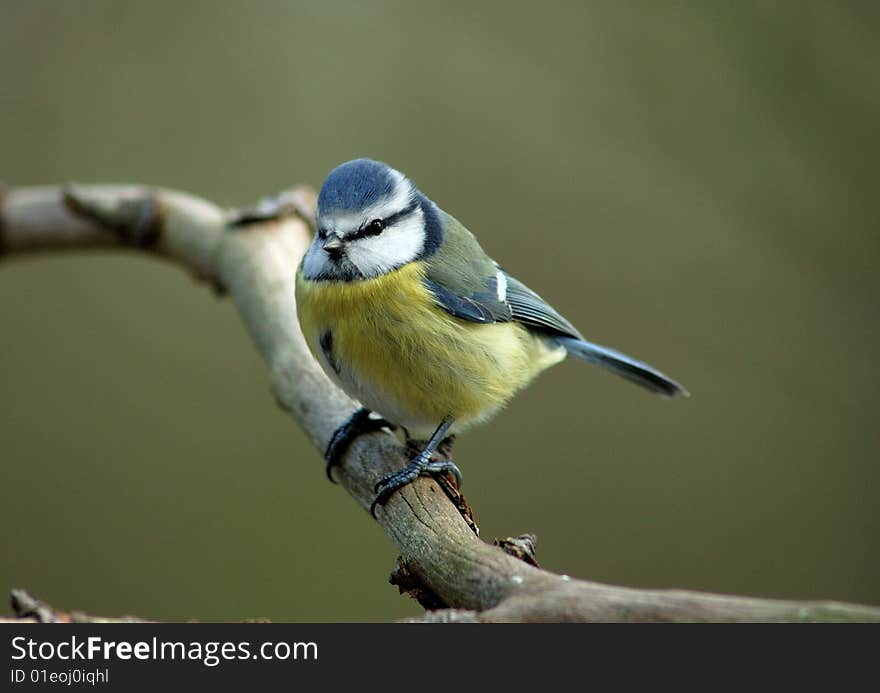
<box><xmin>317</xmin><ymin>226</ymin><xmax>328</xmax><ymax>239</ymax></box>
<box><xmin>365</xmin><ymin>219</ymin><xmax>385</xmax><ymax>236</ymax></box>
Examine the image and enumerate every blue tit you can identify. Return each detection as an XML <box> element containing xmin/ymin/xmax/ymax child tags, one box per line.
<box><xmin>295</xmin><ymin>158</ymin><xmax>687</xmax><ymax>515</ymax></box>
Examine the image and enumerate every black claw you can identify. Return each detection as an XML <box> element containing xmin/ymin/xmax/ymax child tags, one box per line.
<box><xmin>324</xmin><ymin>408</ymin><xmax>395</xmax><ymax>483</ymax></box>
<box><xmin>371</xmin><ymin>417</ymin><xmax>458</xmax><ymax>518</ymax></box>
<box><xmin>370</xmin><ymin>457</ymin><xmax>462</xmax><ymax>518</ymax></box>
<box><xmin>425</xmin><ymin>459</ymin><xmax>462</xmax><ymax>488</ymax></box>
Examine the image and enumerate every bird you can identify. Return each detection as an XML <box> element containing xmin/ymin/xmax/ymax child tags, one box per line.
<box><xmin>295</xmin><ymin>158</ymin><xmax>687</xmax><ymax>515</ymax></box>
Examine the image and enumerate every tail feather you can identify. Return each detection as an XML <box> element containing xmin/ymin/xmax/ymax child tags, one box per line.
<box><xmin>556</xmin><ymin>337</ymin><xmax>688</xmax><ymax>398</ymax></box>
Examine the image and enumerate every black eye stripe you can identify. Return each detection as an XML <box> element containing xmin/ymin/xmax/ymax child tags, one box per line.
<box><xmin>346</xmin><ymin>222</ymin><xmax>381</xmax><ymax>242</ymax></box>
<box><xmin>383</xmin><ymin>198</ymin><xmax>420</xmax><ymax>226</ymax></box>
<box><xmin>344</xmin><ymin>198</ymin><xmax>420</xmax><ymax>241</ymax></box>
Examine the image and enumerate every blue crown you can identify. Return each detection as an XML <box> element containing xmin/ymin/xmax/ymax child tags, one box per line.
<box><xmin>317</xmin><ymin>159</ymin><xmax>398</xmax><ymax>216</ymax></box>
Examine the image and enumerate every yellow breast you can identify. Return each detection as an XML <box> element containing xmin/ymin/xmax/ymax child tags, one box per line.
<box><xmin>295</xmin><ymin>262</ymin><xmax>564</xmax><ymax>436</ymax></box>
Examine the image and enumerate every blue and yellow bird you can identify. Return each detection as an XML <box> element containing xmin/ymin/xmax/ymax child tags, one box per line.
<box><xmin>296</xmin><ymin>159</ymin><xmax>687</xmax><ymax>515</ymax></box>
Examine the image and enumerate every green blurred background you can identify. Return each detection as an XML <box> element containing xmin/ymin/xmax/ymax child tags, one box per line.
<box><xmin>1</xmin><ymin>1</ymin><xmax>877</xmax><ymax>621</ymax></box>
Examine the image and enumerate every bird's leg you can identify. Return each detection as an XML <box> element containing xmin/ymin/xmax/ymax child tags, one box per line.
<box><xmin>404</xmin><ymin>434</ymin><xmax>456</xmax><ymax>462</ymax></box>
<box><xmin>325</xmin><ymin>407</ymin><xmax>396</xmax><ymax>483</ymax></box>
<box><xmin>371</xmin><ymin>417</ymin><xmax>462</xmax><ymax>516</ymax></box>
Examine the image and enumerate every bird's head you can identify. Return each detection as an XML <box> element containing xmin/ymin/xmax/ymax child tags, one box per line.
<box><xmin>301</xmin><ymin>159</ymin><xmax>442</xmax><ymax>281</ymax></box>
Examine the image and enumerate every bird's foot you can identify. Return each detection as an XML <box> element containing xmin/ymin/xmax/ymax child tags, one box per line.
<box><xmin>371</xmin><ymin>454</ymin><xmax>462</xmax><ymax>517</ymax></box>
<box><xmin>325</xmin><ymin>408</ymin><xmax>395</xmax><ymax>483</ymax></box>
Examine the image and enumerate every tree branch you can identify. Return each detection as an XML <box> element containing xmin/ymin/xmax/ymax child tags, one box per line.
<box><xmin>1</xmin><ymin>589</ymin><xmax>149</xmax><ymax>624</ymax></box>
<box><xmin>2</xmin><ymin>183</ymin><xmax>878</xmax><ymax>622</ymax></box>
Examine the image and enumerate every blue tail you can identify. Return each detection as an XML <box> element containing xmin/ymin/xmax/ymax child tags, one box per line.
<box><xmin>556</xmin><ymin>337</ymin><xmax>688</xmax><ymax>398</ymax></box>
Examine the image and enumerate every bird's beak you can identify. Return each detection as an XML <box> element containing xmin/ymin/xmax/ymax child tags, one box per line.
<box><xmin>322</xmin><ymin>236</ymin><xmax>344</xmax><ymax>254</ymax></box>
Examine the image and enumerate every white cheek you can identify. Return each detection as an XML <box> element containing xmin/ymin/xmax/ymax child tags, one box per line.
<box><xmin>347</xmin><ymin>214</ymin><xmax>425</xmax><ymax>277</ymax></box>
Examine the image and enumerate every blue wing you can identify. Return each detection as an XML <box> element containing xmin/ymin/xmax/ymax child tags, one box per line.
<box><xmin>424</xmin><ymin>268</ymin><xmax>582</xmax><ymax>339</ymax></box>
<box><xmin>424</xmin><ymin>269</ymin><xmax>687</xmax><ymax>398</ymax></box>
<box><xmin>502</xmin><ymin>274</ymin><xmax>583</xmax><ymax>339</ymax></box>
<box><xmin>423</xmin><ymin>276</ymin><xmax>510</xmax><ymax>324</ymax></box>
